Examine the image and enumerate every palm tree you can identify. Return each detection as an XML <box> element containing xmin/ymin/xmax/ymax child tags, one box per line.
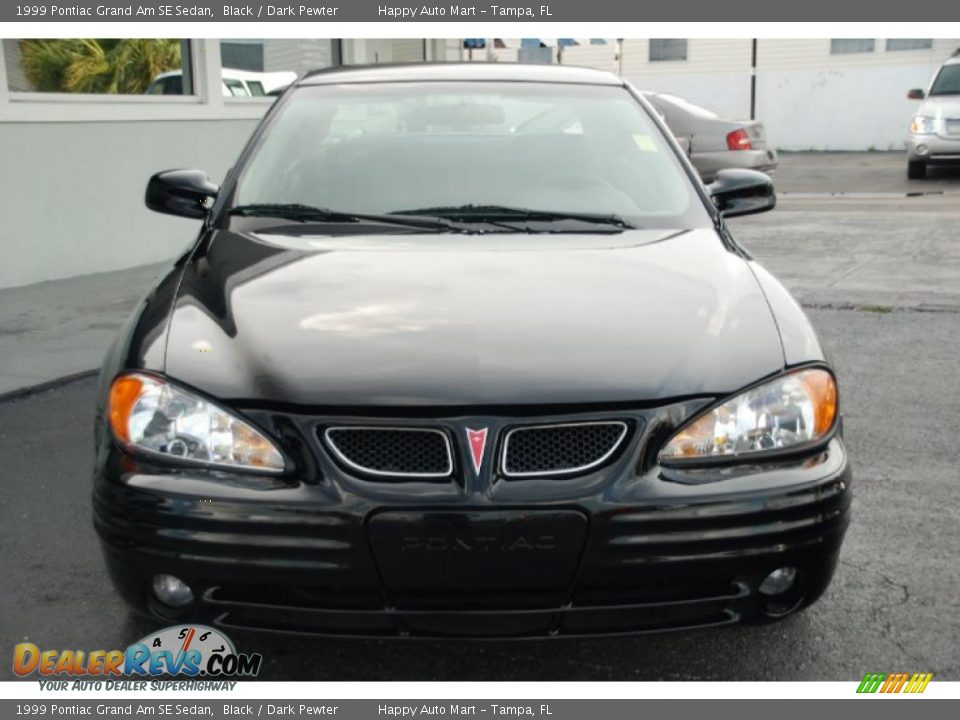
<box><xmin>19</xmin><ymin>39</ymin><xmax>181</xmax><ymax>94</ymax></box>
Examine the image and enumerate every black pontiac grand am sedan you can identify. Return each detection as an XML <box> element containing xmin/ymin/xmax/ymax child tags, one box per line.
<box><xmin>94</xmin><ymin>63</ymin><xmax>850</xmax><ymax>639</ymax></box>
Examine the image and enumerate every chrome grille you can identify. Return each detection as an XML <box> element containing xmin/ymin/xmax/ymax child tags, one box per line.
<box><xmin>502</xmin><ymin>421</ymin><xmax>629</xmax><ymax>478</ymax></box>
<box><xmin>323</xmin><ymin>427</ymin><xmax>453</xmax><ymax>479</ymax></box>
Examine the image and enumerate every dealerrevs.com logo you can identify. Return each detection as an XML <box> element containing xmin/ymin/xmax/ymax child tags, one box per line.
<box><xmin>13</xmin><ymin>625</ymin><xmax>262</xmax><ymax>680</ymax></box>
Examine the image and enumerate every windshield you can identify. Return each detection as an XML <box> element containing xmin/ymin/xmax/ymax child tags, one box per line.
<box><xmin>232</xmin><ymin>82</ymin><xmax>710</xmax><ymax>229</ymax></box>
<box><xmin>930</xmin><ymin>64</ymin><xmax>960</xmax><ymax>96</ymax></box>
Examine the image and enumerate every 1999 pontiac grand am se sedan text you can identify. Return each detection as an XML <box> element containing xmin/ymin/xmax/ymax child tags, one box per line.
<box><xmin>94</xmin><ymin>63</ymin><xmax>851</xmax><ymax>639</ymax></box>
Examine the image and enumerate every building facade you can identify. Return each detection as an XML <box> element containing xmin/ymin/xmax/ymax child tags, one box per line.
<box><xmin>466</xmin><ymin>38</ymin><xmax>960</xmax><ymax>151</ymax></box>
<box><xmin>0</xmin><ymin>37</ymin><xmax>956</xmax><ymax>289</ymax></box>
<box><xmin>0</xmin><ymin>39</ymin><xmax>458</xmax><ymax>289</ymax></box>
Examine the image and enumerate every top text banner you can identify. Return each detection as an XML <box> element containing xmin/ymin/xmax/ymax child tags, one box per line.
<box><xmin>2</xmin><ymin>0</ymin><xmax>955</xmax><ymax>23</ymax></box>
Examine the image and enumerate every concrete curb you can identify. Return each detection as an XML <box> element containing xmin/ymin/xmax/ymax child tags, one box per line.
<box><xmin>0</xmin><ymin>369</ymin><xmax>98</xmax><ymax>404</ymax></box>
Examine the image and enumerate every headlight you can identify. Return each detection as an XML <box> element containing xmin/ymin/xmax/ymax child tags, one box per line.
<box><xmin>910</xmin><ymin>116</ymin><xmax>937</xmax><ymax>134</ymax></box>
<box><xmin>660</xmin><ymin>368</ymin><xmax>837</xmax><ymax>463</ymax></box>
<box><xmin>108</xmin><ymin>373</ymin><xmax>285</xmax><ymax>472</ymax></box>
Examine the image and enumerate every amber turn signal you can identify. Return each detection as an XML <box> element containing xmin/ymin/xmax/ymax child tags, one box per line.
<box><xmin>108</xmin><ymin>374</ymin><xmax>146</xmax><ymax>445</ymax></box>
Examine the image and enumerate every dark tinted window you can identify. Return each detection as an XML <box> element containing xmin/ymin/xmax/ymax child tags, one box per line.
<box><xmin>930</xmin><ymin>65</ymin><xmax>960</xmax><ymax>96</ymax></box>
<box><xmin>649</xmin><ymin>39</ymin><xmax>687</xmax><ymax>62</ymax></box>
<box><xmin>885</xmin><ymin>39</ymin><xmax>932</xmax><ymax>51</ymax></box>
<box><xmin>830</xmin><ymin>39</ymin><xmax>875</xmax><ymax>54</ymax></box>
<box><xmin>162</xmin><ymin>75</ymin><xmax>183</xmax><ymax>95</ymax></box>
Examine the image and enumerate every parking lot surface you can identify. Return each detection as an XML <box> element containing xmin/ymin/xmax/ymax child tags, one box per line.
<box><xmin>773</xmin><ymin>151</ymin><xmax>960</xmax><ymax>195</ymax></box>
<box><xmin>1</xmin><ymin>154</ymin><xmax>959</xmax><ymax>681</ymax></box>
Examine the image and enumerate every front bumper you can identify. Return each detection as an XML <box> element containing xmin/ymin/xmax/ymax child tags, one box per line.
<box><xmin>94</xmin><ymin>408</ymin><xmax>851</xmax><ymax>640</ymax></box>
<box><xmin>906</xmin><ymin>133</ymin><xmax>960</xmax><ymax>163</ymax></box>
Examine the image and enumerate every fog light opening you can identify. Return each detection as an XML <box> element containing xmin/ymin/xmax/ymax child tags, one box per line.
<box><xmin>916</xmin><ymin>144</ymin><xmax>929</xmax><ymax>155</ymax></box>
<box><xmin>151</xmin><ymin>574</ymin><xmax>194</xmax><ymax>608</ymax></box>
<box><xmin>760</xmin><ymin>566</ymin><xmax>797</xmax><ymax>596</ymax></box>
<box><xmin>758</xmin><ymin>566</ymin><xmax>805</xmax><ymax>618</ymax></box>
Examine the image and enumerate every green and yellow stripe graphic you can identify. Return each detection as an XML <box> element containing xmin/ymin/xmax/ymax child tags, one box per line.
<box><xmin>857</xmin><ymin>672</ymin><xmax>933</xmax><ymax>694</ymax></box>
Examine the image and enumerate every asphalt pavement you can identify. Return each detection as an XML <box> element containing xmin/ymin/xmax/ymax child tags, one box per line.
<box><xmin>1</xmin><ymin>153</ymin><xmax>959</xmax><ymax>681</ymax></box>
<box><xmin>772</xmin><ymin>151</ymin><xmax>960</xmax><ymax>195</ymax></box>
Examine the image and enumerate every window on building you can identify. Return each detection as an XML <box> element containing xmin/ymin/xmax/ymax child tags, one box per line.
<box><xmin>217</xmin><ymin>39</ymin><xmax>339</xmax><ymax>97</ymax></box>
<box><xmin>4</xmin><ymin>39</ymin><xmax>193</xmax><ymax>94</ymax></box>
<box><xmin>388</xmin><ymin>39</ymin><xmax>428</xmax><ymax>64</ymax></box>
<box><xmin>220</xmin><ymin>40</ymin><xmax>265</xmax><ymax>72</ymax></box>
<box><xmin>885</xmin><ymin>39</ymin><xmax>933</xmax><ymax>52</ymax></box>
<box><xmin>830</xmin><ymin>39</ymin><xmax>876</xmax><ymax>55</ymax></box>
<box><xmin>649</xmin><ymin>39</ymin><xmax>688</xmax><ymax>62</ymax></box>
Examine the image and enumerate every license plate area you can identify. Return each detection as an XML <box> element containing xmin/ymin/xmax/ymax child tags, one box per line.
<box><xmin>367</xmin><ymin>509</ymin><xmax>588</xmax><ymax>610</ymax></box>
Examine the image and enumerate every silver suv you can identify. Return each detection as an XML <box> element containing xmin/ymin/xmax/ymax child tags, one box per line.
<box><xmin>906</xmin><ymin>54</ymin><xmax>960</xmax><ymax>179</ymax></box>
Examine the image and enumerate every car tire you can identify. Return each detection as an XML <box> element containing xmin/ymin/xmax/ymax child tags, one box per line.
<box><xmin>907</xmin><ymin>160</ymin><xmax>927</xmax><ymax>179</ymax></box>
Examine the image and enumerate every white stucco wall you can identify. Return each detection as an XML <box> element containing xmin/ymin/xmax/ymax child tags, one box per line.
<box><xmin>628</xmin><ymin>72</ymin><xmax>753</xmax><ymax>121</ymax></box>
<box><xmin>565</xmin><ymin>39</ymin><xmax>754</xmax><ymax>120</ymax></box>
<box><xmin>755</xmin><ymin>63</ymin><xmax>937</xmax><ymax>151</ymax></box>
<box><xmin>519</xmin><ymin>38</ymin><xmax>960</xmax><ymax>151</ymax></box>
<box><xmin>621</xmin><ymin>62</ymin><xmax>939</xmax><ymax>150</ymax></box>
<box><xmin>0</xmin><ymin>119</ymin><xmax>259</xmax><ymax>289</ymax></box>
<box><xmin>752</xmin><ymin>39</ymin><xmax>954</xmax><ymax>150</ymax></box>
<box><xmin>0</xmin><ymin>38</ymin><xmax>274</xmax><ymax>290</ymax></box>
<box><xmin>0</xmin><ymin>38</ymin><xmax>455</xmax><ymax>290</ymax></box>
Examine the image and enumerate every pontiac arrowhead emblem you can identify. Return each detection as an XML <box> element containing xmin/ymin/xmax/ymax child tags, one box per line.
<box><xmin>466</xmin><ymin>427</ymin><xmax>489</xmax><ymax>474</ymax></box>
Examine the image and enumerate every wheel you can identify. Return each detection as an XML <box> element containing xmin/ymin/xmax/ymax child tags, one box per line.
<box><xmin>907</xmin><ymin>160</ymin><xmax>927</xmax><ymax>179</ymax></box>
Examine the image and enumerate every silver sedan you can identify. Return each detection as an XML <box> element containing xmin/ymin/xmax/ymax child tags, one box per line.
<box><xmin>644</xmin><ymin>92</ymin><xmax>778</xmax><ymax>182</ymax></box>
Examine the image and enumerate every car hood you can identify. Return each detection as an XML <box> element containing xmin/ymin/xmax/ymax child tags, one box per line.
<box><xmin>919</xmin><ymin>96</ymin><xmax>960</xmax><ymax>119</ymax></box>
<box><xmin>162</xmin><ymin>227</ymin><xmax>786</xmax><ymax>406</ymax></box>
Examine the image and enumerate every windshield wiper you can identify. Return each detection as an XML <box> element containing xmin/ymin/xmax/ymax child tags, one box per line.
<box><xmin>391</xmin><ymin>204</ymin><xmax>636</xmax><ymax>229</ymax></box>
<box><xmin>229</xmin><ymin>203</ymin><xmax>465</xmax><ymax>232</ymax></box>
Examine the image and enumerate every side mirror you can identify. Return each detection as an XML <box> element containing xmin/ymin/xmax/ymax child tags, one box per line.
<box><xmin>907</xmin><ymin>88</ymin><xmax>926</xmax><ymax>100</ymax></box>
<box><xmin>145</xmin><ymin>169</ymin><xmax>218</xmax><ymax>219</ymax></box>
<box><xmin>707</xmin><ymin>169</ymin><xmax>776</xmax><ymax>218</ymax></box>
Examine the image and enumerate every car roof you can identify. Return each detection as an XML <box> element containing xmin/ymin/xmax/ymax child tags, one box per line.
<box><xmin>299</xmin><ymin>62</ymin><xmax>624</xmax><ymax>86</ymax></box>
